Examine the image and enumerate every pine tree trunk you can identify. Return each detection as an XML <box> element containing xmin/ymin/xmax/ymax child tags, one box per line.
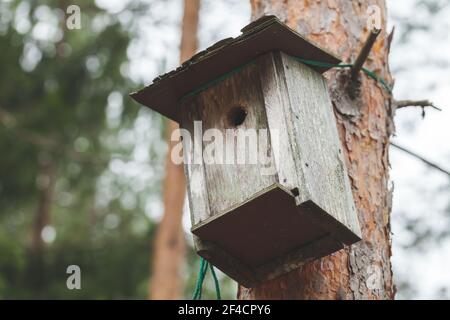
<box><xmin>149</xmin><ymin>0</ymin><xmax>200</xmax><ymax>300</ymax></box>
<box><xmin>238</xmin><ymin>0</ymin><xmax>395</xmax><ymax>300</ymax></box>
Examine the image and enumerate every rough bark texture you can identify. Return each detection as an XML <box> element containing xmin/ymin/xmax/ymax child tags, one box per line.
<box><xmin>238</xmin><ymin>0</ymin><xmax>395</xmax><ymax>300</ymax></box>
<box><xmin>149</xmin><ymin>0</ymin><xmax>200</xmax><ymax>300</ymax></box>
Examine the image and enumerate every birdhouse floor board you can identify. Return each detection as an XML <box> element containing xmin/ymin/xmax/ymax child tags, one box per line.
<box><xmin>192</xmin><ymin>183</ymin><xmax>354</xmax><ymax>286</ymax></box>
<box><xmin>192</xmin><ymin>183</ymin><xmax>326</xmax><ymax>267</ymax></box>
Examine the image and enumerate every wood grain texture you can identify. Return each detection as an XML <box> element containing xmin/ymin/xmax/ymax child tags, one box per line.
<box><xmin>181</xmin><ymin>50</ymin><xmax>361</xmax><ymax>286</ymax></box>
<box><xmin>277</xmin><ymin>52</ymin><xmax>361</xmax><ymax>239</ymax></box>
<box><xmin>256</xmin><ymin>53</ymin><xmax>301</xmax><ymax>194</ymax></box>
<box><xmin>239</xmin><ymin>0</ymin><xmax>395</xmax><ymax>300</ymax></box>
<box><xmin>180</xmin><ymin>112</ymin><xmax>211</xmax><ymax>226</ymax></box>
<box><xmin>257</xmin><ymin>51</ymin><xmax>361</xmax><ymax>239</ymax></box>
<box><xmin>181</xmin><ymin>62</ymin><xmax>278</xmax><ymax>221</ymax></box>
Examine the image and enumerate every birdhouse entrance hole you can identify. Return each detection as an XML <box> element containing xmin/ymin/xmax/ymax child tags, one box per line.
<box><xmin>227</xmin><ymin>106</ymin><xmax>247</xmax><ymax>127</ymax></box>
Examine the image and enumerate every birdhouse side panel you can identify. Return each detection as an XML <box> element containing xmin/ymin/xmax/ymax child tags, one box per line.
<box><xmin>278</xmin><ymin>52</ymin><xmax>362</xmax><ymax>240</ymax></box>
<box><xmin>180</xmin><ymin>62</ymin><xmax>279</xmax><ymax>224</ymax></box>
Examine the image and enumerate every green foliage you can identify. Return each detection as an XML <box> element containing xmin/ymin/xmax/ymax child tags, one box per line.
<box><xmin>388</xmin><ymin>0</ymin><xmax>450</xmax><ymax>299</ymax></box>
<box><xmin>0</xmin><ymin>0</ymin><xmax>163</xmax><ymax>299</ymax></box>
<box><xmin>0</xmin><ymin>0</ymin><xmax>237</xmax><ymax>300</ymax></box>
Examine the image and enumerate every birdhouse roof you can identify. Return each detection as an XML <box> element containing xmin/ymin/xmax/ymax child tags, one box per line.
<box><xmin>130</xmin><ymin>15</ymin><xmax>341</xmax><ymax>123</ymax></box>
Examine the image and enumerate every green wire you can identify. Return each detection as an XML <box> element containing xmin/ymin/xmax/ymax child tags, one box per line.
<box><xmin>179</xmin><ymin>60</ymin><xmax>256</xmax><ymax>104</ymax></box>
<box><xmin>361</xmin><ymin>67</ymin><xmax>392</xmax><ymax>93</ymax></box>
<box><xmin>192</xmin><ymin>257</ymin><xmax>221</xmax><ymax>300</ymax></box>
<box><xmin>192</xmin><ymin>258</ymin><xmax>208</xmax><ymax>300</ymax></box>
<box><xmin>291</xmin><ymin>57</ymin><xmax>392</xmax><ymax>94</ymax></box>
<box><xmin>179</xmin><ymin>54</ymin><xmax>392</xmax><ymax>105</ymax></box>
<box><xmin>209</xmin><ymin>263</ymin><xmax>221</xmax><ymax>300</ymax></box>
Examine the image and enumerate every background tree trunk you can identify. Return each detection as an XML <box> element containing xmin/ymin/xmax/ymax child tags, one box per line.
<box><xmin>239</xmin><ymin>0</ymin><xmax>395</xmax><ymax>300</ymax></box>
<box><xmin>149</xmin><ymin>0</ymin><xmax>200</xmax><ymax>300</ymax></box>
<box><xmin>28</xmin><ymin>160</ymin><xmax>55</xmax><ymax>292</ymax></box>
<box><xmin>30</xmin><ymin>163</ymin><xmax>55</xmax><ymax>255</ymax></box>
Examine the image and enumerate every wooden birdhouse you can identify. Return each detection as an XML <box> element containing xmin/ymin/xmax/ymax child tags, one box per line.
<box><xmin>131</xmin><ymin>16</ymin><xmax>362</xmax><ymax>287</ymax></box>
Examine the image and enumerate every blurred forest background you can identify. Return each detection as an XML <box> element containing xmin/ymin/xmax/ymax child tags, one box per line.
<box><xmin>0</xmin><ymin>0</ymin><xmax>449</xmax><ymax>299</ymax></box>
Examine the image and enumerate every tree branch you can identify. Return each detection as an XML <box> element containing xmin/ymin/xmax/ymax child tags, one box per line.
<box><xmin>351</xmin><ymin>28</ymin><xmax>381</xmax><ymax>81</ymax></box>
<box><xmin>391</xmin><ymin>142</ymin><xmax>450</xmax><ymax>177</ymax></box>
<box><xmin>394</xmin><ymin>99</ymin><xmax>442</xmax><ymax>111</ymax></box>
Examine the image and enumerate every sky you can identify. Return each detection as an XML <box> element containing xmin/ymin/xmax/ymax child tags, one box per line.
<box><xmin>94</xmin><ymin>0</ymin><xmax>450</xmax><ymax>299</ymax></box>
<box><xmin>387</xmin><ymin>0</ymin><xmax>450</xmax><ymax>299</ymax></box>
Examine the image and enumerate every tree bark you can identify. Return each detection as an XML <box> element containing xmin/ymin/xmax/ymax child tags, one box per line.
<box><xmin>239</xmin><ymin>0</ymin><xmax>395</xmax><ymax>300</ymax></box>
<box><xmin>149</xmin><ymin>0</ymin><xmax>200</xmax><ymax>300</ymax></box>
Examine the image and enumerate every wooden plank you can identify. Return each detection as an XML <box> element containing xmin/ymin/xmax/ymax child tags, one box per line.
<box><xmin>192</xmin><ymin>183</ymin><xmax>322</xmax><ymax>267</ymax></box>
<box><xmin>194</xmin><ymin>236</ymin><xmax>258</xmax><ymax>288</ymax></box>
<box><xmin>257</xmin><ymin>53</ymin><xmax>306</xmax><ymax>195</ymax></box>
<box><xmin>254</xmin><ymin>233</ymin><xmax>343</xmax><ymax>283</ymax></box>
<box><xmin>182</xmin><ymin>62</ymin><xmax>278</xmax><ymax>218</ymax></box>
<box><xmin>192</xmin><ymin>184</ymin><xmax>326</xmax><ymax>274</ymax></box>
<box><xmin>192</xmin><ymin>183</ymin><xmax>354</xmax><ymax>287</ymax></box>
<box><xmin>180</xmin><ymin>104</ymin><xmax>211</xmax><ymax>225</ymax></box>
<box><xmin>276</xmin><ymin>52</ymin><xmax>362</xmax><ymax>239</ymax></box>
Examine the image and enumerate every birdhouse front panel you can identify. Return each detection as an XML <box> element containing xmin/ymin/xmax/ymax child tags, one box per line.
<box><xmin>130</xmin><ymin>16</ymin><xmax>362</xmax><ymax>287</ymax></box>
<box><xmin>180</xmin><ymin>62</ymin><xmax>278</xmax><ymax>222</ymax></box>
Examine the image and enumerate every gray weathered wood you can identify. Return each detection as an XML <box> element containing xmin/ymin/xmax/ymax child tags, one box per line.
<box><xmin>181</xmin><ymin>63</ymin><xmax>278</xmax><ymax>221</ymax></box>
<box><xmin>276</xmin><ymin>52</ymin><xmax>361</xmax><ymax>240</ymax></box>
<box><xmin>256</xmin><ymin>53</ymin><xmax>301</xmax><ymax>194</ymax></box>
<box><xmin>180</xmin><ymin>103</ymin><xmax>211</xmax><ymax>226</ymax></box>
<box><xmin>179</xmin><ymin>51</ymin><xmax>361</xmax><ymax>287</ymax></box>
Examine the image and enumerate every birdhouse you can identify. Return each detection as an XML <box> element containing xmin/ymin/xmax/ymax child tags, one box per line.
<box><xmin>131</xmin><ymin>16</ymin><xmax>361</xmax><ymax>287</ymax></box>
